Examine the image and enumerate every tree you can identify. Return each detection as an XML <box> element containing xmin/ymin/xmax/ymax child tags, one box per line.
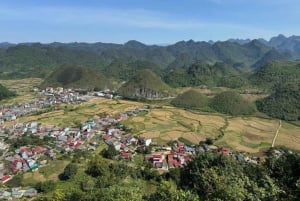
<box><xmin>101</xmin><ymin>145</ymin><xmax>118</xmax><ymax>159</ymax></box>
<box><xmin>61</xmin><ymin>163</ymin><xmax>77</xmax><ymax>180</ymax></box>
<box><xmin>180</xmin><ymin>152</ymin><xmax>281</xmax><ymax>201</ymax></box>
<box><xmin>205</xmin><ymin>138</ymin><xmax>214</xmax><ymax>145</ymax></box>
<box><xmin>86</xmin><ymin>156</ymin><xmax>110</xmax><ymax>177</ymax></box>
<box><xmin>264</xmin><ymin>149</ymin><xmax>300</xmax><ymax>200</ymax></box>
<box><xmin>52</xmin><ymin>189</ymin><xmax>65</xmax><ymax>201</ymax></box>
<box><xmin>148</xmin><ymin>181</ymin><xmax>200</xmax><ymax>201</ymax></box>
<box><xmin>35</xmin><ymin>181</ymin><xmax>56</xmax><ymax>193</ymax></box>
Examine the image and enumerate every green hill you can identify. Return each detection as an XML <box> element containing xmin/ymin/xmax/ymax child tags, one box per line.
<box><xmin>251</xmin><ymin>61</ymin><xmax>300</xmax><ymax>89</ymax></box>
<box><xmin>0</xmin><ymin>84</ymin><xmax>16</xmax><ymax>100</ymax></box>
<box><xmin>256</xmin><ymin>83</ymin><xmax>300</xmax><ymax>121</ymax></box>
<box><xmin>164</xmin><ymin>61</ymin><xmax>247</xmax><ymax>88</ymax></box>
<box><xmin>40</xmin><ymin>65</ymin><xmax>113</xmax><ymax>90</ymax></box>
<box><xmin>103</xmin><ymin>60</ymin><xmax>163</xmax><ymax>81</ymax></box>
<box><xmin>118</xmin><ymin>69</ymin><xmax>174</xmax><ymax>100</ymax></box>
<box><xmin>210</xmin><ymin>91</ymin><xmax>256</xmax><ymax>115</ymax></box>
<box><xmin>171</xmin><ymin>90</ymin><xmax>209</xmax><ymax>110</ymax></box>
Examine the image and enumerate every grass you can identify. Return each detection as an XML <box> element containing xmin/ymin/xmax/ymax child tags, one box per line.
<box><xmin>38</xmin><ymin>160</ymin><xmax>70</xmax><ymax>179</ymax></box>
<box><xmin>22</xmin><ymin>171</ymin><xmax>47</xmax><ymax>186</ymax></box>
<box><xmin>239</xmin><ymin>140</ymin><xmax>272</xmax><ymax>149</ymax></box>
<box><xmin>178</xmin><ymin>137</ymin><xmax>194</xmax><ymax>146</ymax></box>
<box><xmin>176</xmin><ymin>121</ymin><xmax>195</xmax><ymax>132</ymax></box>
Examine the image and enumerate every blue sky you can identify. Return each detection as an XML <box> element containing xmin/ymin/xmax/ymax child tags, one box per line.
<box><xmin>0</xmin><ymin>0</ymin><xmax>300</xmax><ymax>44</ymax></box>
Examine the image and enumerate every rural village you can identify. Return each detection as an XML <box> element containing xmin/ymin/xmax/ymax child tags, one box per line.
<box><xmin>0</xmin><ymin>87</ymin><xmax>262</xmax><ymax>199</ymax></box>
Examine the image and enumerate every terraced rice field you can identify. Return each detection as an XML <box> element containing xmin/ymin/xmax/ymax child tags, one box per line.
<box><xmin>122</xmin><ymin>105</ymin><xmax>300</xmax><ymax>153</ymax></box>
<box><xmin>122</xmin><ymin>106</ymin><xmax>226</xmax><ymax>144</ymax></box>
<box><xmin>6</xmin><ymin>96</ymin><xmax>300</xmax><ymax>153</ymax></box>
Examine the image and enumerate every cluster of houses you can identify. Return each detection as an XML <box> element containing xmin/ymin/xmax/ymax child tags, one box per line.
<box><xmin>145</xmin><ymin>142</ymin><xmax>194</xmax><ymax>170</ymax></box>
<box><xmin>218</xmin><ymin>147</ymin><xmax>259</xmax><ymax>164</ymax></box>
<box><xmin>0</xmin><ymin>102</ymin><xmax>40</xmax><ymax>123</ymax></box>
<box><xmin>44</xmin><ymin>87</ymin><xmax>118</xmax><ymax>102</ymax></box>
<box><xmin>43</xmin><ymin>87</ymin><xmax>89</xmax><ymax>103</ymax></box>
<box><xmin>100</xmin><ymin>107</ymin><xmax>151</xmax><ymax>160</ymax></box>
<box><xmin>93</xmin><ymin>89</ymin><xmax>120</xmax><ymax>99</ymax></box>
<box><xmin>0</xmin><ymin>187</ymin><xmax>37</xmax><ymax>199</ymax></box>
<box><xmin>0</xmin><ymin>105</ymin><xmax>151</xmax><ymax>179</ymax></box>
<box><xmin>0</xmin><ymin>87</ymin><xmax>94</xmax><ymax>125</ymax></box>
<box><xmin>10</xmin><ymin>146</ymin><xmax>48</xmax><ymax>173</ymax></box>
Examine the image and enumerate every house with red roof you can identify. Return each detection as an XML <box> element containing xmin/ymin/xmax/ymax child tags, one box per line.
<box><xmin>120</xmin><ymin>152</ymin><xmax>133</xmax><ymax>159</ymax></box>
<box><xmin>0</xmin><ymin>175</ymin><xmax>13</xmax><ymax>183</ymax></box>
<box><xmin>219</xmin><ymin>147</ymin><xmax>231</xmax><ymax>155</ymax></box>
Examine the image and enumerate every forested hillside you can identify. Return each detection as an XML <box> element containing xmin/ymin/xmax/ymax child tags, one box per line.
<box><xmin>164</xmin><ymin>61</ymin><xmax>248</xmax><ymax>88</ymax></box>
<box><xmin>256</xmin><ymin>83</ymin><xmax>300</xmax><ymax>121</ymax></box>
<box><xmin>171</xmin><ymin>90</ymin><xmax>209</xmax><ymax>110</ymax></box>
<box><xmin>0</xmin><ymin>37</ymin><xmax>294</xmax><ymax>79</ymax></box>
<box><xmin>40</xmin><ymin>64</ymin><xmax>113</xmax><ymax>90</ymax></box>
<box><xmin>210</xmin><ymin>91</ymin><xmax>256</xmax><ymax>115</ymax></box>
<box><xmin>118</xmin><ymin>69</ymin><xmax>174</xmax><ymax>100</ymax></box>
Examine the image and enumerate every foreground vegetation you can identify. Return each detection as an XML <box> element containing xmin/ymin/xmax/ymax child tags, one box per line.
<box><xmin>13</xmin><ymin>147</ymin><xmax>299</xmax><ymax>201</ymax></box>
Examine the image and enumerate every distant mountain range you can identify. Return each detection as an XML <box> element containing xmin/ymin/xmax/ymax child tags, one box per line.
<box><xmin>0</xmin><ymin>34</ymin><xmax>300</xmax><ymax>79</ymax></box>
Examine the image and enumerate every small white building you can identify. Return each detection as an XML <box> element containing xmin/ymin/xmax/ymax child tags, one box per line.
<box><xmin>145</xmin><ymin>139</ymin><xmax>152</xmax><ymax>146</ymax></box>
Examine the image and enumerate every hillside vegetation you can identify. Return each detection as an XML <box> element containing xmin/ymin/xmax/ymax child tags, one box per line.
<box><xmin>210</xmin><ymin>91</ymin><xmax>256</xmax><ymax>115</ymax></box>
<box><xmin>251</xmin><ymin>61</ymin><xmax>300</xmax><ymax>89</ymax></box>
<box><xmin>171</xmin><ymin>90</ymin><xmax>209</xmax><ymax>110</ymax></box>
<box><xmin>0</xmin><ymin>37</ymin><xmax>294</xmax><ymax>79</ymax></box>
<box><xmin>40</xmin><ymin>65</ymin><xmax>113</xmax><ymax>90</ymax></box>
<box><xmin>103</xmin><ymin>60</ymin><xmax>163</xmax><ymax>81</ymax></box>
<box><xmin>0</xmin><ymin>84</ymin><xmax>16</xmax><ymax>100</ymax></box>
<box><xmin>164</xmin><ymin>62</ymin><xmax>248</xmax><ymax>88</ymax></box>
<box><xmin>256</xmin><ymin>83</ymin><xmax>300</xmax><ymax>121</ymax></box>
<box><xmin>118</xmin><ymin>69</ymin><xmax>174</xmax><ymax>100</ymax></box>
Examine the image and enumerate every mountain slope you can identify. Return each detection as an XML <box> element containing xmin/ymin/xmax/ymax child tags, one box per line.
<box><xmin>164</xmin><ymin>61</ymin><xmax>246</xmax><ymax>88</ymax></box>
<box><xmin>103</xmin><ymin>60</ymin><xmax>163</xmax><ymax>81</ymax></box>
<box><xmin>118</xmin><ymin>69</ymin><xmax>174</xmax><ymax>100</ymax></box>
<box><xmin>171</xmin><ymin>90</ymin><xmax>209</xmax><ymax>109</ymax></box>
<box><xmin>210</xmin><ymin>91</ymin><xmax>256</xmax><ymax>115</ymax></box>
<box><xmin>251</xmin><ymin>61</ymin><xmax>300</xmax><ymax>88</ymax></box>
<box><xmin>40</xmin><ymin>65</ymin><xmax>113</xmax><ymax>89</ymax></box>
<box><xmin>0</xmin><ymin>37</ymin><xmax>291</xmax><ymax>79</ymax></box>
<box><xmin>266</xmin><ymin>34</ymin><xmax>300</xmax><ymax>59</ymax></box>
<box><xmin>256</xmin><ymin>83</ymin><xmax>300</xmax><ymax>121</ymax></box>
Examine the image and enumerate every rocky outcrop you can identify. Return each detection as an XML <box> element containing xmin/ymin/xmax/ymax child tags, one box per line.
<box><xmin>133</xmin><ymin>88</ymin><xmax>170</xmax><ymax>99</ymax></box>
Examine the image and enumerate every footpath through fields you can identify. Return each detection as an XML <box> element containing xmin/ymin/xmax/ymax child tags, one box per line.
<box><xmin>272</xmin><ymin>120</ymin><xmax>282</xmax><ymax>147</ymax></box>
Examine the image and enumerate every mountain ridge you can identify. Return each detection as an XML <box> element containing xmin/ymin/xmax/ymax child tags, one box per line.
<box><xmin>1</xmin><ymin>34</ymin><xmax>300</xmax><ymax>80</ymax></box>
